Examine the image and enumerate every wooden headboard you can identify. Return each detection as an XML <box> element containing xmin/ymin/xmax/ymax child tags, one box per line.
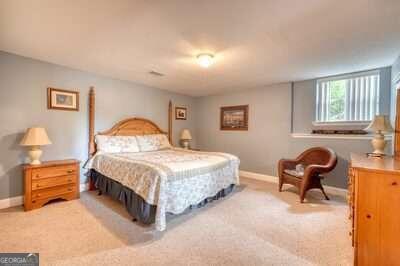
<box><xmin>98</xmin><ymin>118</ymin><xmax>166</xmax><ymax>136</ymax></box>
<box><xmin>88</xmin><ymin>87</ymin><xmax>173</xmax><ymax>157</ymax></box>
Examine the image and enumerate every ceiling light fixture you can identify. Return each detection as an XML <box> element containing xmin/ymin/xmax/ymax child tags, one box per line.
<box><xmin>148</xmin><ymin>70</ymin><xmax>164</xmax><ymax>77</ymax></box>
<box><xmin>197</xmin><ymin>53</ymin><xmax>214</xmax><ymax>68</ymax></box>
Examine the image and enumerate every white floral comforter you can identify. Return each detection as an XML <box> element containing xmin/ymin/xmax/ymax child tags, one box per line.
<box><xmin>87</xmin><ymin>148</ymin><xmax>240</xmax><ymax>231</ymax></box>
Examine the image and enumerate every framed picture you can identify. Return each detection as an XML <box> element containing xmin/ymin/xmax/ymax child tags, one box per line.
<box><xmin>47</xmin><ymin>87</ymin><xmax>79</xmax><ymax>111</ymax></box>
<box><xmin>175</xmin><ymin>107</ymin><xmax>187</xmax><ymax>120</ymax></box>
<box><xmin>220</xmin><ymin>105</ymin><xmax>249</xmax><ymax>130</ymax></box>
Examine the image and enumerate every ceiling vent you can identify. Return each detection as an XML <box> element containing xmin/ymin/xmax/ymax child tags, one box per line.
<box><xmin>148</xmin><ymin>70</ymin><xmax>164</xmax><ymax>77</ymax></box>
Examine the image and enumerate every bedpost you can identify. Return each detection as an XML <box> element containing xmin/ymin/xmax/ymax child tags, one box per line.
<box><xmin>88</xmin><ymin>87</ymin><xmax>96</xmax><ymax>191</ymax></box>
<box><xmin>168</xmin><ymin>100</ymin><xmax>173</xmax><ymax>145</ymax></box>
<box><xmin>89</xmin><ymin>87</ymin><xmax>95</xmax><ymax>157</ymax></box>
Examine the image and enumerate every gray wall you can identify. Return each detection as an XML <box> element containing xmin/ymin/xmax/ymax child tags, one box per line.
<box><xmin>392</xmin><ymin>55</ymin><xmax>400</xmax><ymax>88</ymax></box>
<box><xmin>0</xmin><ymin>50</ymin><xmax>397</xmax><ymax>200</ymax></box>
<box><xmin>390</xmin><ymin>55</ymin><xmax>400</xmax><ymax>123</ymax></box>
<box><xmin>0</xmin><ymin>51</ymin><xmax>196</xmax><ymax>200</ymax></box>
<box><xmin>196</xmin><ymin>67</ymin><xmax>393</xmax><ymax>189</ymax></box>
<box><xmin>195</xmin><ymin>83</ymin><xmax>293</xmax><ymax>176</ymax></box>
<box><xmin>291</xmin><ymin>67</ymin><xmax>392</xmax><ymax>189</ymax></box>
<box><xmin>293</xmin><ymin>67</ymin><xmax>392</xmax><ymax>133</ymax></box>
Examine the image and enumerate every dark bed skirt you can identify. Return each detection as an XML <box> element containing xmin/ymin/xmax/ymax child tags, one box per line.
<box><xmin>89</xmin><ymin>170</ymin><xmax>235</xmax><ymax>225</ymax></box>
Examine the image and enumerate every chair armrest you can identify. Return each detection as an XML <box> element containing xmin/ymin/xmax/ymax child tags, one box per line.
<box><xmin>304</xmin><ymin>164</ymin><xmax>333</xmax><ymax>177</ymax></box>
<box><xmin>278</xmin><ymin>158</ymin><xmax>301</xmax><ymax>177</ymax></box>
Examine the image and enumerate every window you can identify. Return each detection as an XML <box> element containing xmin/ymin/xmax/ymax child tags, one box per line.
<box><xmin>315</xmin><ymin>71</ymin><xmax>380</xmax><ymax>123</ymax></box>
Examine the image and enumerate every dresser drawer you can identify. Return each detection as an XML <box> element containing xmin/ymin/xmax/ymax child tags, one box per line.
<box><xmin>24</xmin><ymin>159</ymin><xmax>80</xmax><ymax>211</ymax></box>
<box><xmin>32</xmin><ymin>165</ymin><xmax>76</xmax><ymax>179</ymax></box>
<box><xmin>32</xmin><ymin>184</ymin><xmax>76</xmax><ymax>201</ymax></box>
<box><xmin>32</xmin><ymin>175</ymin><xmax>76</xmax><ymax>191</ymax></box>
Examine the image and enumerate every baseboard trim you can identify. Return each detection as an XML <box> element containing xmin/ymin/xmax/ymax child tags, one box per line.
<box><xmin>240</xmin><ymin>170</ymin><xmax>278</xmax><ymax>183</ymax></box>
<box><xmin>80</xmin><ymin>183</ymin><xmax>89</xmax><ymax>192</ymax></box>
<box><xmin>239</xmin><ymin>170</ymin><xmax>348</xmax><ymax>197</ymax></box>
<box><xmin>0</xmin><ymin>183</ymin><xmax>90</xmax><ymax>210</ymax></box>
<box><xmin>324</xmin><ymin>185</ymin><xmax>348</xmax><ymax>197</ymax></box>
<box><xmin>0</xmin><ymin>195</ymin><xmax>23</xmax><ymax>209</ymax></box>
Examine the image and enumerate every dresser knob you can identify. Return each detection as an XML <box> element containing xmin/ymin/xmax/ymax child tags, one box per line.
<box><xmin>366</xmin><ymin>214</ymin><xmax>372</xmax><ymax>219</ymax></box>
<box><xmin>68</xmin><ymin>179</ymin><xmax>72</xmax><ymax>182</ymax></box>
<box><xmin>68</xmin><ymin>188</ymin><xmax>72</xmax><ymax>191</ymax></box>
<box><xmin>67</xmin><ymin>170</ymin><xmax>73</xmax><ymax>174</ymax></box>
<box><xmin>392</xmin><ymin>182</ymin><xmax>398</xmax><ymax>186</ymax></box>
<box><xmin>36</xmin><ymin>184</ymin><xmax>40</xmax><ymax>187</ymax></box>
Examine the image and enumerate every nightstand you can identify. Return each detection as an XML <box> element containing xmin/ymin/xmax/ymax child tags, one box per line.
<box><xmin>23</xmin><ymin>159</ymin><xmax>80</xmax><ymax>211</ymax></box>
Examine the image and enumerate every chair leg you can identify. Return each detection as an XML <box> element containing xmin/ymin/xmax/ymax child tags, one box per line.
<box><xmin>300</xmin><ymin>189</ymin><xmax>306</xmax><ymax>203</ymax></box>
<box><xmin>320</xmin><ymin>186</ymin><xmax>330</xmax><ymax>200</ymax></box>
<box><xmin>316</xmin><ymin>179</ymin><xmax>330</xmax><ymax>200</ymax></box>
<box><xmin>278</xmin><ymin>179</ymin><xmax>283</xmax><ymax>192</ymax></box>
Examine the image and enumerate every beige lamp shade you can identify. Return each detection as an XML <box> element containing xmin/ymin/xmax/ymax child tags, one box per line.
<box><xmin>364</xmin><ymin>115</ymin><xmax>394</xmax><ymax>133</ymax></box>
<box><xmin>180</xmin><ymin>129</ymin><xmax>192</xmax><ymax>140</ymax></box>
<box><xmin>20</xmin><ymin>127</ymin><xmax>52</xmax><ymax>146</ymax></box>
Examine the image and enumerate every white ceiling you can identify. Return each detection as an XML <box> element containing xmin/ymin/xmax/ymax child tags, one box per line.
<box><xmin>1</xmin><ymin>0</ymin><xmax>400</xmax><ymax>96</ymax></box>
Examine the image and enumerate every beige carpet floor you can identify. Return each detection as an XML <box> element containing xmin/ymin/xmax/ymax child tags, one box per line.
<box><xmin>0</xmin><ymin>177</ymin><xmax>353</xmax><ymax>265</ymax></box>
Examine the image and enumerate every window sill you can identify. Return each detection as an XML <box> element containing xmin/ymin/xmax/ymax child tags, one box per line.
<box><xmin>312</xmin><ymin>121</ymin><xmax>371</xmax><ymax>127</ymax></box>
<box><xmin>291</xmin><ymin>133</ymin><xmax>393</xmax><ymax>140</ymax></box>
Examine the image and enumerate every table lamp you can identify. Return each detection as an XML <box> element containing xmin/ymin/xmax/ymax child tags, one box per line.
<box><xmin>364</xmin><ymin>115</ymin><xmax>393</xmax><ymax>157</ymax></box>
<box><xmin>180</xmin><ymin>129</ymin><xmax>192</xmax><ymax>149</ymax></box>
<box><xmin>20</xmin><ymin>127</ymin><xmax>52</xmax><ymax>165</ymax></box>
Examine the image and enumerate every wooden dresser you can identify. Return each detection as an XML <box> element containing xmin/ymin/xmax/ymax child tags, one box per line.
<box><xmin>23</xmin><ymin>159</ymin><xmax>80</xmax><ymax>211</ymax></box>
<box><xmin>348</xmin><ymin>153</ymin><xmax>400</xmax><ymax>265</ymax></box>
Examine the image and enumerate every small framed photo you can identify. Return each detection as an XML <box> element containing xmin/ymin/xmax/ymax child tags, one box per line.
<box><xmin>47</xmin><ymin>87</ymin><xmax>79</xmax><ymax>111</ymax></box>
<box><xmin>220</xmin><ymin>105</ymin><xmax>249</xmax><ymax>130</ymax></box>
<box><xmin>175</xmin><ymin>107</ymin><xmax>187</xmax><ymax>120</ymax></box>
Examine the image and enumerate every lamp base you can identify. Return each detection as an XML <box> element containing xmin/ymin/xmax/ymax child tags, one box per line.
<box><xmin>370</xmin><ymin>132</ymin><xmax>386</xmax><ymax>156</ymax></box>
<box><xmin>28</xmin><ymin>146</ymin><xmax>43</xmax><ymax>165</ymax></box>
<box><xmin>181</xmin><ymin>140</ymin><xmax>190</xmax><ymax>149</ymax></box>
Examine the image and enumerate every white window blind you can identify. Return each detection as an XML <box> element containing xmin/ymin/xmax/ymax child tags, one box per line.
<box><xmin>315</xmin><ymin>71</ymin><xmax>380</xmax><ymax>123</ymax></box>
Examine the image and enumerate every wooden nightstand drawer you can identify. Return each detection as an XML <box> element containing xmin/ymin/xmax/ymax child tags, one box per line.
<box><xmin>32</xmin><ymin>184</ymin><xmax>76</xmax><ymax>201</ymax></box>
<box><xmin>24</xmin><ymin>159</ymin><xmax>80</xmax><ymax>211</ymax></box>
<box><xmin>32</xmin><ymin>175</ymin><xmax>76</xmax><ymax>191</ymax></box>
<box><xmin>32</xmin><ymin>165</ymin><xmax>76</xmax><ymax>180</ymax></box>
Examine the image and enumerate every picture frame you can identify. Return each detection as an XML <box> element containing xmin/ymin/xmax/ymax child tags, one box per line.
<box><xmin>175</xmin><ymin>107</ymin><xmax>187</xmax><ymax>120</ymax></box>
<box><xmin>47</xmin><ymin>87</ymin><xmax>79</xmax><ymax>111</ymax></box>
<box><xmin>220</xmin><ymin>105</ymin><xmax>249</xmax><ymax>130</ymax></box>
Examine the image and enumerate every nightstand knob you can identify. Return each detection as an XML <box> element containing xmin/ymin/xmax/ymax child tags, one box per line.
<box><xmin>366</xmin><ymin>214</ymin><xmax>372</xmax><ymax>219</ymax></box>
<box><xmin>67</xmin><ymin>170</ymin><xmax>73</xmax><ymax>174</ymax></box>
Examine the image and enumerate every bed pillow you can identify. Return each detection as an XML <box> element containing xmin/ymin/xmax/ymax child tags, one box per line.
<box><xmin>136</xmin><ymin>134</ymin><xmax>171</xmax><ymax>152</ymax></box>
<box><xmin>95</xmin><ymin>135</ymin><xmax>140</xmax><ymax>153</ymax></box>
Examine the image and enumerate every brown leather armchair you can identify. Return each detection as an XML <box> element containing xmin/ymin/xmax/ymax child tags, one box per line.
<box><xmin>278</xmin><ymin>147</ymin><xmax>337</xmax><ymax>203</ymax></box>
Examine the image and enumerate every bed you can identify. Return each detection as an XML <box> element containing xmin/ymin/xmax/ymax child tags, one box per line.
<box><xmin>85</xmin><ymin>88</ymin><xmax>240</xmax><ymax>231</ymax></box>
